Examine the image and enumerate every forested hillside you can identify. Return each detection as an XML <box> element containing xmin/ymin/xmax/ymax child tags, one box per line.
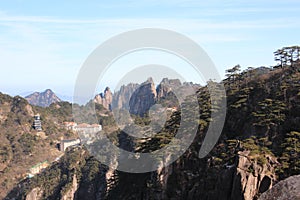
<box><xmin>3</xmin><ymin>46</ymin><xmax>300</xmax><ymax>200</ymax></box>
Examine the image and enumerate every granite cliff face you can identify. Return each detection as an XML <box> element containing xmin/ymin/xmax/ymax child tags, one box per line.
<box><xmin>112</xmin><ymin>83</ymin><xmax>139</xmax><ymax>110</ymax></box>
<box><xmin>94</xmin><ymin>87</ymin><xmax>113</xmax><ymax>110</ymax></box>
<box><xmin>25</xmin><ymin>188</ymin><xmax>43</xmax><ymax>200</ymax></box>
<box><xmin>258</xmin><ymin>174</ymin><xmax>300</xmax><ymax>200</ymax></box>
<box><xmin>231</xmin><ymin>151</ymin><xmax>276</xmax><ymax>200</ymax></box>
<box><xmin>124</xmin><ymin>148</ymin><xmax>277</xmax><ymax>200</ymax></box>
<box><xmin>95</xmin><ymin>78</ymin><xmax>200</xmax><ymax>116</ymax></box>
<box><xmin>60</xmin><ymin>174</ymin><xmax>78</xmax><ymax>200</ymax></box>
<box><xmin>129</xmin><ymin>78</ymin><xmax>157</xmax><ymax>116</ymax></box>
<box><xmin>156</xmin><ymin>78</ymin><xmax>182</xmax><ymax>98</ymax></box>
<box><xmin>208</xmin><ymin>150</ymin><xmax>277</xmax><ymax>200</ymax></box>
<box><xmin>156</xmin><ymin>78</ymin><xmax>200</xmax><ymax>99</ymax></box>
<box><xmin>25</xmin><ymin>89</ymin><xmax>61</xmax><ymax>107</ymax></box>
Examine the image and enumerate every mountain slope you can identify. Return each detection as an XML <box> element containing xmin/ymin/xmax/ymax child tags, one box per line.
<box><xmin>4</xmin><ymin>47</ymin><xmax>300</xmax><ymax>200</ymax></box>
<box><xmin>0</xmin><ymin>93</ymin><xmax>80</xmax><ymax>199</ymax></box>
<box><xmin>5</xmin><ymin>64</ymin><xmax>300</xmax><ymax>200</ymax></box>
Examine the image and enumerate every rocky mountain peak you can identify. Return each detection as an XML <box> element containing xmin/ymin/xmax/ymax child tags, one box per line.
<box><xmin>45</xmin><ymin>89</ymin><xmax>52</xmax><ymax>94</ymax></box>
<box><xmin>156</xmin><ymin>78</ymin><xmax>182</xmax><ymax>98</ymax></box>
<box><xmin>94</xmin><ymin>87</ymin><xmax>113</xmax><ymax>110</ymax></box>
<box><xmin>104</xmin><ymin>87</ymin><xmax>111</xmax><ymax>93</ymax></box>
<box><xmin>95</xmin><ymin>77</ymin><xmax>200</xmax><ymax>116</ymax></box>
<box><xmin>129</xmin><ymin>78</ymin><xmax>157</xmax><ymax>116</ymax></box>
<box><xmin>160</xmin><ymin>78</ymin><xmax>181</xmax><ymax>85</ymax></box>
<box><xmin>146</xmin><ymin>77</ymin><xmax>154</xmax><ymax>83</ymax></box>
<box><xmin>25</xmin><ymin>89</ymin><xmax>61</xmax><ymax>107</ymax></box>
<box><xmin>112</xmin><ymin>83</ymin><xmax>139</xmax><ymax>110</ymax></box>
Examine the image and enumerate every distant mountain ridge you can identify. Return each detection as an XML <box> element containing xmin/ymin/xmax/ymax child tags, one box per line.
<box><xmin>93</xmin><ymin>78</ymin><xmax>201</xmax><ymax>116</ymax></box>
<box><xmin>25</xmin><ymin>89</ymin><xmax>61</xmax><ymax>107</ymax></box>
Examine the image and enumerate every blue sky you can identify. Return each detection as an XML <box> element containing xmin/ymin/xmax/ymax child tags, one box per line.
<box><xmin>0</xmin><ymin>0</ymin><xmax>299</xmax><ymax>99</ymax></box>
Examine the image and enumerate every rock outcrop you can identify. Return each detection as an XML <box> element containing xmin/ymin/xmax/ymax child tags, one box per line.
<box><xmin>142</xmin><ymin>150</ymin><xmax>277</xmax><ymax>200</ymax></box>
<box><xmin>129</xmin><ymin>78</ymin><xmax>157</xmax><ymax>116</ymax></box>
<box><xmin>258</xmin><ymin>174</ymin><xmax>300</xmax><ymax>200</ymax></box>
<box><xmin>230</xmin><ymin>151</ymin><xmax>277</xmax><ymax>200</ymax></box>
<box><xmin>25</xmin><ymin>188</ymin><xmax>43</xmax><ymax>200</ymax></box>
<box><xmin>94</xmin><ymin>87</ymin><xmax>113</xmax><ymax>110</ymax></box>
<box><xmin>61</xmin><ymin>174</ymin><xmax>78</xmax><ymax>200</ymax></box>
<box><xmin>94</xmin><ymin>78</ymin><xmax>200</xmax><ymax>115</ymax></box>
<box><xmin>25</xmin><ymin>89</ymin><xmax>61</xmax><ymax>107</ymax></box>
<box><xmin>112</xmin><ymin>83</ymin><xmax>139</xmax><ymax>110</ymax></box>
<box><xmin>156</xmin><ymin>78</ymin><xmax>200</xmax><ymax>108</ymax></box>
<box><xmin>156</xmin><ymin>78</ymin><xmax>182</xmax><ymax>98</ymax></box>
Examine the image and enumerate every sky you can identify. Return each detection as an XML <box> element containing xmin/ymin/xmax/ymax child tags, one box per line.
<box><xmin>0</xmin><ymin>0</ymin><xmax>299</xmax><ymax>100</ymax></box>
